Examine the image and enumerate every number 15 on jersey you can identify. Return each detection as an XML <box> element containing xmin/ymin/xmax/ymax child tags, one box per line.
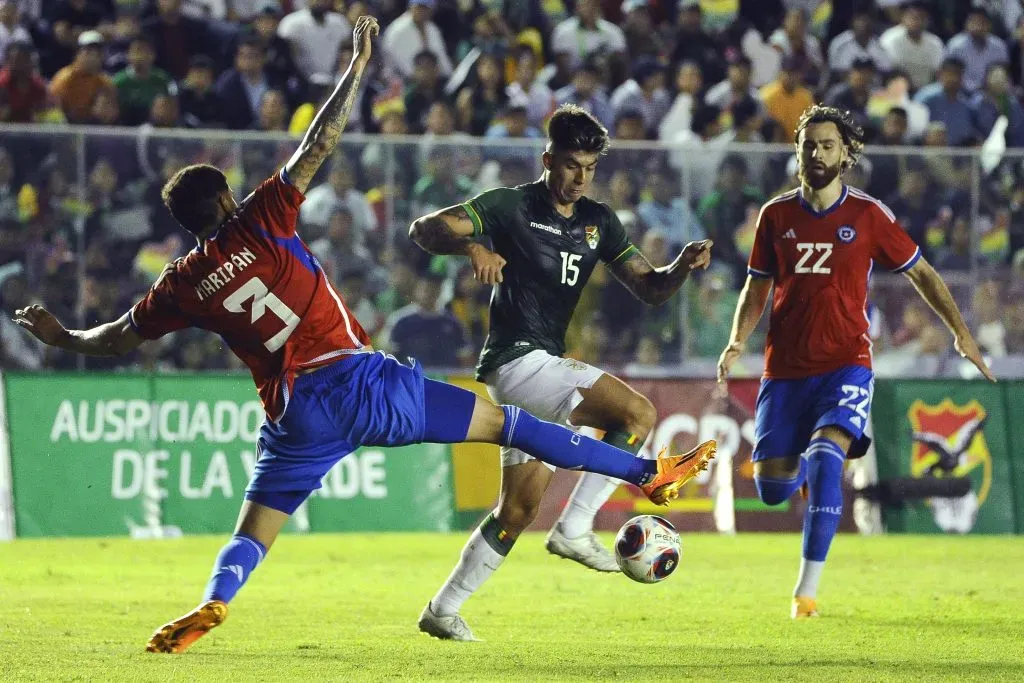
<box><xmin>560</xmin><ymin>251</ymin><xmax>581</xmax><ymax>286</ymax></box>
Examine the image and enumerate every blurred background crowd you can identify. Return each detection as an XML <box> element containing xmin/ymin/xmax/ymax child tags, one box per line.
<box><xmin>0</xmin><ymin>0</ymin><xmax>1023</xmax><ymax>377</ymax></box>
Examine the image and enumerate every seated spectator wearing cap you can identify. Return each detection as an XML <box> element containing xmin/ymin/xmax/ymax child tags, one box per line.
<box><xmin>769</xmin><ymin>7</ymin><xmax>823</xmax><ymax>86</ymax></box>
<box><xmin>659</xmin><ymin>60</ymin><xmax>702</xmax><ymax>142</ymax></box>
<box><xmin>621</xmin><ymin>0</ymin><xmax>667</xmax><ymax>62</ymax></box>
<box><xmin>759</xmin><ymin>55</ymin><xmax>813</xmax><ymax>141</ymax></box>
<box><xmin>912</xmin><ymin>57</ymin><xmax>980</xmax><ymax>147</ymax></box>
<box><xmin>827</xmin><ymin>7</ymin><xmax>892</xmax><ymax>78</ymax></box>
<box><xmin>0</xmin><ymin>41</ymin><xmax>55</xmax><ymax>123</ymax></box>
<box><xmin>879</xmin><ymin>1</ymin><xmax>944</xmax><ymax>91</ymax></box>
<box><xmin>505</xmin><ymin>45</ymin><xmax>556</xmax><ymax>130</ymax></box>
<box><xmin>549</xmin><ymin>0</ymin><xmax>625</xmax><ymax>70</ymax></box>
<box><xmin>113</xmin><ymin>35</ymin><xmax>175</xmax><ymax>126</ymax></box>
<box><xmin>610</xmin><ymin>57</ymin><xmax>670</xmax><ymax>137</ymax></box>
<box><xmin>178</xmin><ymin>55</ymin><xmax>221</xmax><ymax>127</ymax></box>
<box><xmin>142</xmin><ymin>0</ymin><xmax>218</xmax><ymax>82</ymax></box>
<box><xmin>946</xmin><ymin>8</ymin><xmax>1009</xmax><ymax>94</ymax></box>
<box><xmin>824</xmin><ymin>57</ymin><xmax>877</xmax><ymax>139</ymax></box>
<box><xmin>704</xmin><ymin>54</ymin><xmax>761</xmax><ymax>113</ymax></box>
<box><xmin>380</xmin><ymin>0</ymin><xmax>452</xmax><ymax>80</ymax></box>
<box><xmin>671</xmin><ymin>0</ymin><xmax>724</xmax><ymax>85</ymax></box>
<box><xmin>277</xmin><ymin>0</ymin><xmax>351</xmax><ymax>86</ymax></box>
<box><xmin>554</xmin><ymin>57</ymin><xmax>613</xmax><ymax>129</ymax></box>
<box><xmin>50</xmin><ymin>31</ymin><xmax>115</xmax><ymax>123</ymax></box>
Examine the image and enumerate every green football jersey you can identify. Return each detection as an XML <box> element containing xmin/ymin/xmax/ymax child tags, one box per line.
<box><xmin>462</xmin><ymin>180</ymin><xmax>636</xmax><ymax>380</ymax></box>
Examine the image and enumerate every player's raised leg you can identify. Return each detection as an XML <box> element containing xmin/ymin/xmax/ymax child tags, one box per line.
<box><xmin>549</xmin><ymin>373</ymin><xmax>657</xmax><ymax>570</ymax></box>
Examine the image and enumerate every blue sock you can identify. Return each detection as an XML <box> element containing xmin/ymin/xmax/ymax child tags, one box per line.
<box><xmin>202</xmin><ymin>533</ymin><xmax>267</xmax><ymax>604</ymax></box>
<box><xmin>754</xmin><ymin>459</ymin><xmax>807</xmax><ymax>506</ymax></box>
<box><xmin>500</xmin><ymin>406</ymin><xmax>656</xmax><ymax>485</ymax></box>
<box><xmin>802</xmin><ymin>437</ymin><xmax>845</xmax><ymax>562</ymax></box>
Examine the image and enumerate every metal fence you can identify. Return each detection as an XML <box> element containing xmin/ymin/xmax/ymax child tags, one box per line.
<box><xmin>0</xmin><ymin>124</ymin><xmax>1021</xmax><ymax>377</ymax></box>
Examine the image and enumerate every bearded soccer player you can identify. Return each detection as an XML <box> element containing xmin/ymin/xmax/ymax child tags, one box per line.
<box><xmin>409</xmin><ymin>104</ymin><xmax>717</xmax><ymax>641</ymax></box>
<box><xmin>717</xmin><ymin>104</ymin><xmax>995</xmax><ymax>619</ymax></box>
<box><xmin>13</xmin><ymin>18</ymin><xmax>712</xmax><ymax>653</ymax></box>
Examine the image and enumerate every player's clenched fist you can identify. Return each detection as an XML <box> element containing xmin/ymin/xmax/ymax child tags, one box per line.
<box><xmin>12</xmin><ymin>304</ymin><xmax>67</xmax><ymax>346</ymax></box>
<box><xmin>679</xmin><ymin>239</ymin><xmax>713</xmax><ymax>271</ymax></box>
<box><xmin>352</xmin><ymin>16</ymin><xmax>379</xmax><ymax>61</ymax></box>
<box><xmin>716</xmin><ymin>341</ymin><xmax>744</xmax><ymax>384</ymax></box>
<box><xmin>468</xmin><ymin>243</ymin><xmax>506</xmax><ymax>285</ymax></box>
<box><xmin>954</xmin><ymin>333</ymin><xmax>997</xmax><ymax>382</ymax></box>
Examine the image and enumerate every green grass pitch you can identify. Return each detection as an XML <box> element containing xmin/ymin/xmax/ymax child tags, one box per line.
<box><xmin>2</xmin><ymin>533</ymin><xmax>1022</xmax><ymax>681</ymax></box>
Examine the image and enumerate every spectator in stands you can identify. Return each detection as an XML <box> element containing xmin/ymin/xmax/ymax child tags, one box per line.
<box><xmin>142</xmin><ymin>0</ymin><xmax>217</xmax><ymax>82</ymax></box>
<box><xmin>636</xmin><ymin>165</ymin><xmax>704</xmax><ymax>248</ymax></box>
<box><xmin>880</xmin><ymin>1</ymin><xmax>944</xmax><ymax>90</ymax></box>
<box><xmin>455</xmin><ymin>51</ymin><xmax>506</xmax><ymax>136</ymax></box>
<box><xmin>610</xmin><ymin>57</ymin><xmax>670</xmax><ymax>138</ymax></box>
<box><xmin>506</xmin><ymin>45</ymin><xmax>555</xmax><ymax>130</ymax></box>
<box><xmin>50</xmin><ymin>31</ymin><xmax>114</xmax><ymax>123</ymax></box>
<box><xmin>667</xmin><ymin>103</ymin><xmax>725</xmax><ymax>202</ymax></box>
<box><xmin>769</xmin><ymin>7</ymin><xmax>823</xmax><ymax>86</ymax></box>
<box><xmin>921</xmin><ymin>121</ymin><xmax>971</xmax><ymax>192</ymax></box>
<box><xmin>0</xmin><ymin>41</ymin><xmax>54</xmax><ymax>123</ymax></box>
<box><xmin>215</xmin><ymin>36</ymin><xmax>285</xmax><ymax>130</ymax></box>
<box><xmin>945</xmin><ymin>7</ymin><xmax>1008</xmax><ymax>94</ymax></box>
<box><xmin>686</xmin><ymin>268</ymin><xmax>737</xmax><ymax>359</ymax></box>
<box><xmin>606</xmin><ymin>168</ymin><xmax>640</xmax><ymax>237</ymax></box>
<box><xmin>113</xmin><ymin>35</ymin><xmax>174</xmax><ymax>126</ymax></box>
<box><xmin>413</xmin><ymin>148</ymin><xmax>474</xmax><ymax>216</ymax></box>
<box><xmin>554</xmin><ymin>57</ymin><xmax>613</xmax><ymax>129</ymax></box>
<box><xmin>659</xmin><ymin>60</ymin><xmax>702</xmax><ymax>141</ymax></box>
<box><xmin>973</xmin><ymin>63</ymin><xmax>1024</xmax><ymax>147</ymax></box>
<box><xmin>697</xmin><ymin>154</ymin><xmax>764</xmax><ymax>285</ymax></box>
<box><xmin>87</xmin><ymin>87</ymin><xmax>120</xmax><ymax>124</ymax></box>
<box><xmin>41</xmin><ymin>0</ymin><xmax>113</xmax><ymax>77</ymax></box>
<box><xmin>0</xmin><ymin>0</ymin><xmax>30</xmax><ymax>69</ymax></box>
<box><xmin>302</xmin><ymin>155</ymin><xmax>377</xmax><ymax>239</ymax></box>
<box><xmin>178</xmin><ymin>55</ymin><xmax>220</xmax><ymax>127</ymax></box>
<box><xmin>485</xmin><ymin>97</ymin><xmax>542</xmax><ymax>144</ymax></box>
<box><xmin>389</xmin><ymin>271</ymin><xmax>471</xmax><ymax>368</ymax></box>
<box><xmin>912</xmin><ymin>57</ymin><xmax>980</xmax><ymax>146</ymax></box>
<box><xmin>403</xmin><ymin>50</ymin><xmax>445</xmax><ymax>134</ymax></box>
<box><xmin>0</xmin><ymin>147</ymin><xmax>20</xmax><ymax>222</ymax></box>
<box><xmin>934</xmin><ymin>214</ymin><xmax>978</xmax><ymax>271</ymax></box>
<box><xmin>670</xmin><ymin>0</ymin><xmax>723</xmax><ymax>85</ymax></box>
<box><xmin>886</xmin><ymin>161</ymin><xmax>941</xmax><ymax>255</ymax></box>
<box><xmin>1004</xmin><ymin>297</ymin><xmax>1024</xmax><ymax>354</ymax></box>
<box><xmin>337</xmin><ymin>266</ymin><xmax>382</xmax><ymax>339</ymax></box>
<box><xmin>255</xmin><ymin>88</ymin><xmax>288</xmax><ymax>131</ymax></box>
<box><xmin>973</xmin><ymin>279</ymin><xmax>1008</xmax><ymax>357</ymax></box>
<box><xmin>824</xmin><ymin>56</ymin><xmax>876</xmax><ymax>139</ymax></box>
<box><xmin>827</xmin><ymin>6</ymin><xmax>892</xmax><ymax>78</ymax></box>
<box><xmin>380</xmin><ymin>0</ymin><xmax>452</xmax><ymax>80</ymax></box>
<box><xmin>705</xmin><ymin>53</ymin><xmax>761</xmax><ymax>120</ymax></box>
<box><xmin>760</xmin><ymin>55</ymin><xmax>813</xmax><ymax>142</ymax></box>
<box><xmin>447</xmin><ymin>264</ymin><xmax>489</xmax><ymax>352</ymax></box>
<box><xmin>621</xmin><ymin>0</ymin><xmax>666</xmax><ymax>62</ymax></box>
<box><xmin>250</xmin><ymin>1</ymin><xmax>305</xmax><ymax>102</ymax></box>
<box><xmin>275</xmin><ymin>0</ymin><xmax>350</xmax><ymax>88</ymax></box>
<box><xmin>549</xmin><ymin>0</ymin><xmax>625</xmax><ymax>71</ymax></box>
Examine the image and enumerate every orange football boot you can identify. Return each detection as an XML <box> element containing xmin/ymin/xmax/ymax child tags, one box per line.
<box><xmin>146</xmin><ymin>600</ymin><xmax>228</xmax><ymax>653</ymax></box>
<box><xmin>791</xmin><ymin>596</ymin><xmax>819</xmax><ymax>619</ymax></box>
<box><xmin>640</xmin><ymin>440</ymin><xmax>717</xmax><ymax>505</ymax></box>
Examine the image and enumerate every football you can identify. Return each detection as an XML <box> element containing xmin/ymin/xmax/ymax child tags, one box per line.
<box><xmin>614</xmin><ymin>515</ymin><xmax>682</xmax><ymax>584</ymax></box>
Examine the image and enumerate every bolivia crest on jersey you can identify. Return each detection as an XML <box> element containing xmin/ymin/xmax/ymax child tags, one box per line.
<box><xmin>585</xmin><ymin>225</ymin><xmax>600</xmax><ymax>249</ymax></box>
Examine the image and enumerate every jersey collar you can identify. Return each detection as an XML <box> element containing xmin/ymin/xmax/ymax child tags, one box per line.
<box><xmin>798</xmin><ymin>184</ymin><xmax>848</xmax><ymax>218</ymax></box>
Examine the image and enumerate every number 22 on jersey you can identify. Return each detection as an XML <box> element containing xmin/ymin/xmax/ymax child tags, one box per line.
<box><xmin>794</xmin><ymin>242</ymin><xmax>833</xmax><ymax>274</ymax></box>
<box><xmin>223</xmin><ymin>276</ymin><xmax>300</xmax><ymax>352</ymax></box>
<box><xmin>560</xmin><ymin>251</ymin><xmax>581</xmax><ymax>286</ymax></box>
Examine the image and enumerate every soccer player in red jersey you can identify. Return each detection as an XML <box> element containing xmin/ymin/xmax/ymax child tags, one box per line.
<box><xmin>717</xmin><ymin>105</ymin><xmax>994</xmax><ymax>619</ymax></box>
<box><xmin>13</xmin><ymin>17</ymin><xmax>714</xmax><ymax>653</ymax></box>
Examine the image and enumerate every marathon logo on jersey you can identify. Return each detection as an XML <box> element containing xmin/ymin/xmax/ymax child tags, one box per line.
<box><xmin>530</xmin><ymin>221</ymin><xmax>562</xmax><ymax>236</ymax></box>
<box><xmin>837</xmin><ymin>225</ymin><xmax>857</xmax><ymax>244</ymax></box>
<box><xmin>585</xmin><ymin>225</ymin><xmax>599</xmax><ymax>249</ymax></box>
<box><xmin>194</xmin><ymin>247</ymin><xmax>257</xmax><ymax>301</ymax></box>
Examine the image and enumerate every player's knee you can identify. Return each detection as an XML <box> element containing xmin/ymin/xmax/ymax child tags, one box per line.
<box><xmin>624</xmin><ymin>395</ymin><xmax>657</xmax><ymax>435</ymax></box>
<box><xmin>496</xmin><ymin>499</ymin><xmax>541</xmax><ymax>535</ymax></box>
<box><xmin>754</xmin><ymin>476</ymin><xmax>800</xmax><ymax>506</ymax></box>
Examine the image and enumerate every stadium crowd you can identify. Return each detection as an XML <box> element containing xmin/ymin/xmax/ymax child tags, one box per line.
<box><xmin>0</xmin><ymin>0</ymin><xmax>1023</xmax><ymax>374</ymax></box>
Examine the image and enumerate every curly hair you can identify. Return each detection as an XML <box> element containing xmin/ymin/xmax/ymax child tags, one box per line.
<box><xmin>794</xmin><ymin>104</ymin><xmax>865</xmax><ymax>172</ymax></box>
<box><xmin>547</xmin><ymin>104</ymin><xmax>610</xmax><ymax>156</ymax></box>
<box><xmin>161</xmin><ymin>164</ymin><xmax>229</xmax><ymax>236</ymax></box>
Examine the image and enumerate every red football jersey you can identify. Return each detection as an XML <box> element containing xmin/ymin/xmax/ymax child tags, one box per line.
<box><xmin>747</xmin><ymin>185</ymin><xmax>921</xmax><ymax>379</ymax></box>
<box><xmin>130</xmin><ymin>169</ymin><xmax>371</xmax><ymax>419</ymax></box>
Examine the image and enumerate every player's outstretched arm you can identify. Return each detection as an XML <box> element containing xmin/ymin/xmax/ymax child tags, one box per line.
<box><xmin>408</xmin><ymin>204</ymin><xmax>506</xmax><ymax>285</ymax></box>
<box><xmin>283</xmin><ymin>16</ymin><xmax>379</xmax><ymax>194</ymax></box>
<box><xmin>903</xmin><ymin>259</ymin><xmax>996</xmax><ymax>382</ymax></box>
<box><xmin>717</xmin><ymin>275</ymin><xmax>773</xmax><ymax>382</ymax></box>
<box><xmin>13</xmin><ymin>305</ymin><xmax>143</xmax><ymax>357</ymax></box>
<box><xmin>609</xmin><ymin>239</ymin><xmax>713</xmax><ymax>307</ymax></box>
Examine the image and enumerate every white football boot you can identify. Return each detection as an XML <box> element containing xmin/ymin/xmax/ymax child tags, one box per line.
<box><xmin>417</xmin><ymin>602</ymin><xmax>481</xmax><ymax>642</ymax></box>
<box><xmin>545</xmin><ymin>525</ymin><xmax>620</xmax><ymax>572</ymax></box>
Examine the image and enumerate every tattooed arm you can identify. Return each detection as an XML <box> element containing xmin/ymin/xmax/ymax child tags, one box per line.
<box><xmin>284</xmin><ymin>16</ymin><xmax>379</xmax><ymax>193</ymax></box>
<box><xmin>409</xmin><ymin>204</ymin><xmax>507</xmax><ymax>284</ymax></box>
<box><xmin>609</xmin><ymin>239</ymin><xmax>713</xmax><ymax>306</ymax></box>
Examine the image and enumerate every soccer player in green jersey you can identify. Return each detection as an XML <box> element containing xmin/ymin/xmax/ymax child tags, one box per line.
<box><xmin>409</xmin><ymin>104</ymin><xmax>715</xmax><ymax>640</ymax></box>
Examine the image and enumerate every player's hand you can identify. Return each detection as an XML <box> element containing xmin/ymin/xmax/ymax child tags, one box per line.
<box><xmin>468</xmin><ymin>243</ymin><xmax>506</xmax><ymax>285</ymax></box>
<box><xmin>716</xmin><ymin>341</ymin><xmax>744</xmax><ymax>384</ymax></box>
<box><xmin>12</xmin><ymin>304</ymin><xmax>68</xmax><ymax>347</ymax></box>
<box><xmin>352</xmin><ymin>16</ymin><xmax>379</xmax><ymax>63</ymax></box>
<box><xmin>955</xmin><ymin>333</ymin><xmax>996</xmax><ymax>382</ymax></box>
<box><xmin>678</xmin><ymin>239</ymin><xmax>713</xmax><ymax>271</ymax></box>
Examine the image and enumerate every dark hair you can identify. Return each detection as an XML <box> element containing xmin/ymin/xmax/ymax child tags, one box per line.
<box><xmin>161</xmin><ymin>164</ymin><xmax>229</xmax><ymax>235</ymax></box>
<box><xmin>794</xmin><ymin>104</ymin><xmax>865</xmax><ymax>172</ymax></box>
<box><xmin>129</xmin><ymin>35</ymin><xmax>155</xmax><ymax>51</ymax></box>
<box><xmin>547</xmin><ymin>104</ymin><xmax>609</xmax><ymax>155</ymax></box>
<box><xmin>413</xmin><ymin>50</ymin><xmax>438</xmax><ymax>66</ymax></box>
<box><xmin>237</xmin><ymin>35</ymin><xmax>265</xmax><ymax>55</ymax></box>
<box><xmin>189</xmin><ymin>54</ymin><xmax>214</xmax><ymax>72</ymax></box>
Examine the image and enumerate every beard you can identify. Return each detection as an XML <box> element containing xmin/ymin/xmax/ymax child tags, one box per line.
<box><xmin>799</xmin><ymin>160</ymin><xmax>842</xmax><ymax>190</ymax></box>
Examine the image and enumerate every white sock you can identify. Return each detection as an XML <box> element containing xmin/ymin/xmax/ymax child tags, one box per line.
<box><xmin>794</xmin><ymin>558</ymin><xmax>826</xmax><ymax>598</ymax></box>
<box><xmin>431</xmin><ymin>526</ymin><xmax>507</xmax><ymax>617</ymax></box>
<box><xmin>556</xmin><ymin>473</ymin><xmax>621</xmax><ymax>539</ymax></box>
